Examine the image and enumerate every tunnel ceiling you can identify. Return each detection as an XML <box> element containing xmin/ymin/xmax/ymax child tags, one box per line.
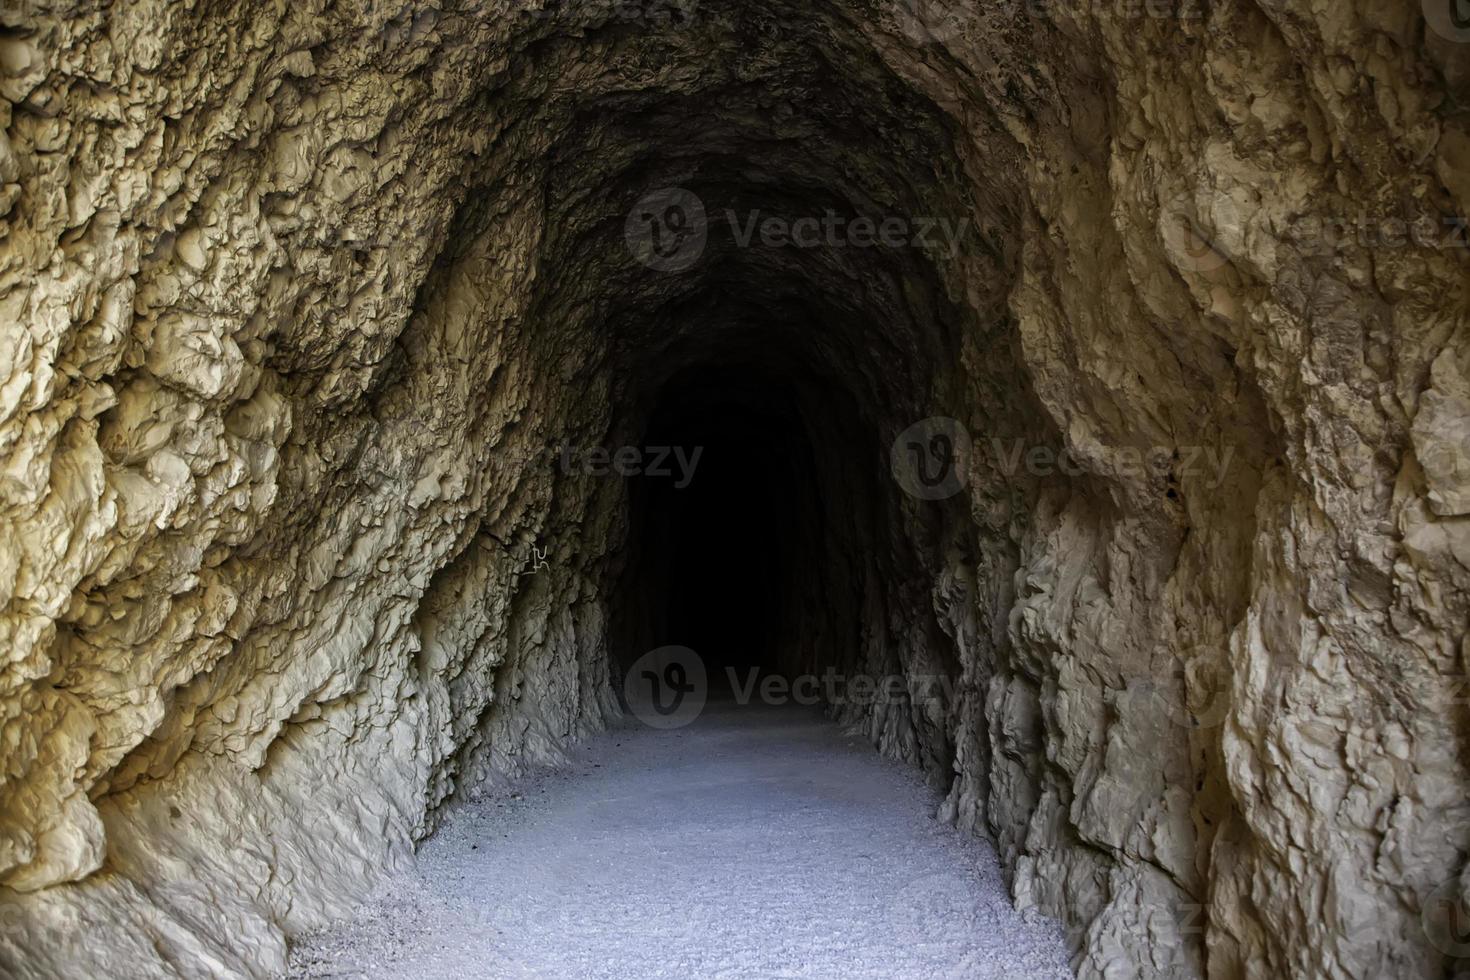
<box><xmin>2</xmin><ymin>1</ymin><xmax>1469</xmax><ymax>978</ymax></box>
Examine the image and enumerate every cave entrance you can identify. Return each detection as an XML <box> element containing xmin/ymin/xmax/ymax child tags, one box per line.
<box><xmin>614</xmin><ymin>361</ymin><xmax>830</xmax><ymax>698</ymax></box>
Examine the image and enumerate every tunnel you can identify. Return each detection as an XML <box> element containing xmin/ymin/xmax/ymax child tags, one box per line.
<box><xmin>616</xmin><ymin>362</ymin><xmax>815</xmax><ymax>687</ymax></box>
<box><xmin>2</xmin><ymin>0</ymin><xmax>1469</xmax><ymax>978</ymax></box>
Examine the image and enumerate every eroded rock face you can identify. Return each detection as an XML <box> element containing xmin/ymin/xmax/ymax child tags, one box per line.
<box><xmin>1</xmin><ymin>1</ymin><xmax>1467</xmax><ymax>977</ymax></box>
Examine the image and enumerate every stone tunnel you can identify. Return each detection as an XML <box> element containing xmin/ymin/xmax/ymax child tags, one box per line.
<box><xmin>2</xmin><ymin>0</ymin><xmax>1469</xmax><ymax>976</ymax></box>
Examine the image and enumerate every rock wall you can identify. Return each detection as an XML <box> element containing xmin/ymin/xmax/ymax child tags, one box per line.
<box><xmin>984</xmin><ymin>6</ymin><xmax>1470</xmax><ymax>977</ymax></box>
<box><xmin>1</xmin><ymin>0</ymin><xmax>1467</xmax><ymax>977</ymax></box>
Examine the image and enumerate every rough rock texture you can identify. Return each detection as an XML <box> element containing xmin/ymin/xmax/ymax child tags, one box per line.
<box><xmin>0</xmin><ymin>0</ymin><xmax>1467</xmax><ymax>977</ymax></box>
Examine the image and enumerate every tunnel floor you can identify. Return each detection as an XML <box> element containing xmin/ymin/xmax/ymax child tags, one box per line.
<box><xmin>285</xmin><ymin>703</ymin><xmax>1072</xmax><ymax>979</ymax></box>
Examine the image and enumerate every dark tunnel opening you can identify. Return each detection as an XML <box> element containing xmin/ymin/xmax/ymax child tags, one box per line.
<box><xmin>616</xmin><ymin>362</ymin><xmax>820</xmax><ymax>695</ymax></box>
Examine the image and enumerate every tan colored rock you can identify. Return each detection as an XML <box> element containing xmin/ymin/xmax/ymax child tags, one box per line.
<box><xmin>0</xmin><ymin>1</ymin><xmax>1467</xmax><ymax>978</ymax></box>
<box><xmin>1414</xmin><ymin>346</ymin><xmax>1470</xmax><ymax>516</ymax></box>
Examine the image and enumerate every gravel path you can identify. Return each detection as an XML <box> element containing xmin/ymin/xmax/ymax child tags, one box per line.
<box><xmin>285</xmin><ymin>701</ymin><xmax>1073</xmax><ymax>979</ymax></box>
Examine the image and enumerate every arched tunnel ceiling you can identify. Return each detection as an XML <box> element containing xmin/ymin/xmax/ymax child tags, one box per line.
<box><xmin>1</xmin><ymin>1</ymin><xmax>1469</xmax><ymax>978</ymax></box>
<box><xmin>453</xmin><ymin>12</ymin><xmax>1012</xmax><ymax>425</ymax></box>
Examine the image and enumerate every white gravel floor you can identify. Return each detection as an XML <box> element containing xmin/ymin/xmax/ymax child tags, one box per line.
<box><xmin>285</xmin><ymin>700</ymin><xmax>1073</xmax><ymax>979</ymax></box>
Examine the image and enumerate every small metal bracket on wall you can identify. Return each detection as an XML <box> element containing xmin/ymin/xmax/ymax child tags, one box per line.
<box><xmin>486</xmin><ymin>531</ymin><xmax>550</xmax><ymax>577</ymax></box>
<box><xmin>525</xmin><ymin>542</ymin><xmax>549</xmax><ymax>576</ymax></box>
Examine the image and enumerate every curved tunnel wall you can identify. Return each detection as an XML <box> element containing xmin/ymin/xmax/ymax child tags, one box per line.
<box><xmin>2</xmin><ymin>2</ymin><xmax>1469</xmax><ymax>978</ymax></box>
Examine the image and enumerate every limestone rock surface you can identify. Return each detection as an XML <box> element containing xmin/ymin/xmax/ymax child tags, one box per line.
<box><xmin>0</xmin><ymin>1</ymin><xmax>1467</xmax><ymax>978</ymax></box>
